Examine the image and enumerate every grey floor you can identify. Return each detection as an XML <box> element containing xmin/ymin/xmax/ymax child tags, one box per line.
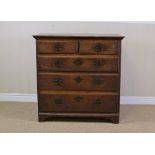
<box><xmin>0</xmin><ymin>102</ymin><xmax>155</xmax><ymax>132</ymax></box>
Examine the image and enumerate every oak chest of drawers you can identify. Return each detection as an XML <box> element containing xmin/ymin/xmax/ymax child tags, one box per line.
<box><xmin>33</xmin><ymin>34</ymin><xmax>124</xmax><ymax>123</ymax></box>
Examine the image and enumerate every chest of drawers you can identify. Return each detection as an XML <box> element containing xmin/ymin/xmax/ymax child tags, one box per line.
<box><xmin>33</xmin><ymin>34</ymin><xmax>124</xmax><ymax>123</ymax></box>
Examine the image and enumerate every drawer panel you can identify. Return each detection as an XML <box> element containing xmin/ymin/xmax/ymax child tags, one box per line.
<box><xmin>37</xmin><ymin>40</ymin><xmax>77</xmax><ymax>54</ymax></box>
<box><xmin>38</xmin><ymin>92</ymin><xmax>119</xmax><ymax>113</ymax></box>
<box><xmin>79</xmin><ymin>39</ymin><xmax>120</xmax><ymax>55</ymax></box>
<box><xmin>38</xmin><ymin>73</ymin><xmax>119</xmax><ymax>91</ymax></box>
<box><xmin>38</xmin><ymin>55</ymin><xmax>119</xmax><ymax>72</ymax></box>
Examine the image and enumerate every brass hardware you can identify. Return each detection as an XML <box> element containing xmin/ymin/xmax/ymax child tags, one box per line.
<box><xmin>54</xmin><ymin>98</ymin><xmax>63</xmax><ymax>104</ymax></box>
<box><xmin>93</xmin><ymin>60</ymin><xmax>105</xmax><ymax>67</ymax></box>
<box><xmin>93</xmin><ymin>77</ymin><xmax>103</xmax><ymax>85</ymax></box>
<box><xmin>52</xmin><ymin>77</ymin><xmax>63</xmax><ymax>86</ymax></box>
<box><xmin>74</xmin><ymin>96</ymin><xmax>83</xmax><ymax>102</ymax></box>
<box><xmin>74</xmin><ymin>76</ymin><xmax>83</xmax><ymax>83</ymax></box>
<box><xmin>94</xmin><ymin>43</ymin><xmax>105</xmax><ymax>52</ymax></box>
<box><xmin>94</xmin><ymin>99</ymin><xmax>104</xmax><ymax>104</ymax></box>
<box><xmin>54</xmin><ymin>59</ymin><xmax>64</xmax><ymax>68</ymax></box>
<box><xmin>73</xmin><ymin>59</ymin><xmax>83</xmax><ymax>66</ymax></box>
<box><xmin>53</xmin><ymin>42</ymin><xmax>64</xmax><ymax>52</ymax></box>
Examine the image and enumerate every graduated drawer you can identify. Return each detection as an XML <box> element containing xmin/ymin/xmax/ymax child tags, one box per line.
<box><xmin>37</xmin><ymin>39</ymin><xmax>120</xmax><ymax>55</ymax></box>
<box><xmin>38</xmin><ymin>55</ymin><xmax>120</xmax><ymax>73</ymax></box>
<box><xmin>38</xmin><ymin>73</ymin><xmax>119</xmax><ymax>91</ymax></box>
<box><xmin>38</xmin><ymin>91</ymin><xmax>119</xmax><ymax>113</ymax></box>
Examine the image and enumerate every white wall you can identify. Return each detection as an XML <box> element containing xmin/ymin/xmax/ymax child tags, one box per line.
<box><xmin>0</xmin><ymin>21</ymin><xmax>155</xmax><ymax>96</ymax></box>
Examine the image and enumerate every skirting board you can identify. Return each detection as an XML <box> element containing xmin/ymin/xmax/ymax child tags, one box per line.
<box><xmin>0</xmin><ymin>93</ymin><xmax>155</xmax><ymax>105</ymax></box>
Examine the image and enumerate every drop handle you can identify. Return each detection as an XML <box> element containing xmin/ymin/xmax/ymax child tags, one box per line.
<box><xmin>93</xmin><ymin>60</ymin><xmax>105</xmax><ymax>67</ymax></box>
<box><xmin>54</xmin><ymin>98</ymin><xmax>63</xmax><ymax>104</ymax></box>
<box><xmin>52</xmin><ymin>77</ymin><xmax>63</xmax><ymax>86</ymax></box>
<box><xmin>94</xmin><ymin>99</ymin><xmax>104</xmax><ymax>104</ymax></box>
<box><xmin>53</xmin><ymin>42</ymin><xmax>64</xmax><ymax>52</ymax></box>
<box><xmin>94</xmin><ymin>43</ymin><xmax>106</xmax><ymax>52</ymax></box>
<box><xmin>74</xmin><ymin>96</ymin><xmax>83</xmax><ymax>102</ymax></box>
<box><xmin>73</xmin><ymin>59</ymin><xmax>83</xmax><ymax>66</ymax></box>
<box><xmin>53</xmin><ymin>59</ymin><xmax>64</xmax><ymax>68</ymax></box>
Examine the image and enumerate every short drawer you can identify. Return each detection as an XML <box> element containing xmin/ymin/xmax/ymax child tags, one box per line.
<box><xmin>38</xmin><ymin>73</ymin><xmax>119</xmax><ymax>91</ymax></box>
<box><xmin>79</xmin><ymin>39</ymin><xmax>120</xmax><ymax>55</ymax></box>
<box><xmin>38</xmin><ymin>55</ymin><xmax>120</xmax><ymax>73</ymax></box>
<box><xmin>37</xmin><ymin>40</ymin><xmax>77</xmax><ymax>54</ymax></box>
<box><xmin>38</xmin><ymin>92</ymin><xmax>119</xmax><ymax>113</ymax></box>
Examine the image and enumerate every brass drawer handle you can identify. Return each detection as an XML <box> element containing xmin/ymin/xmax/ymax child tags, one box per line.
<box><xmin>94</xmin><ymin>99</ymin><xmax>104</xmax><ymax>104</ymax></box>
<box><xmin>74</xmin><ymin>96</ymin><xmax>83</xmax><ymax>102</ymax></box>
<box><xmin>54</xmin><ymin>59</ymin><xmax>64</xmax><ymax>68</ymax></box>
<box><xmin>93</xmin><ymin>60</ymin><xmax>105</xmax><ymax>67</ymax></box>
<box><xmin>93</xmin><ymin>77</ymin><xmax>103</xmax><ymax>85</ymax></box>
<box><xmin>53</xmin><ymin>42</ymin><xmax>64</xmax><ymax>52</ymax></box>
<box><xmin>52</xmin><ymin>77</ymin><xmax>63</xmax><ymax>86</ymax></box>
<box><xmin>74</xmin><ymin>76</ymin><xmax>83</xmax><ymax>83</ymax></box>
<box><xmin>94</xmin><ymin>43</ymin><xmax>106</xmax><ymax>52</ymax></box>
<box><xmin>73</xmin><ymin>59</ymin><xmax>83</xmax><ymax>66</ymax></box>
<box><xmin>54</xmin><ymin>98</ymin><xmax>63</xmax><ymax>104</ymax></box>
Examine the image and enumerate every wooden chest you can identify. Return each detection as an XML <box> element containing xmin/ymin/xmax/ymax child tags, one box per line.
<box><xmin>33</xmin><ymin>34</ymin><xmax>124</xmax><ymax>123</ymax></box>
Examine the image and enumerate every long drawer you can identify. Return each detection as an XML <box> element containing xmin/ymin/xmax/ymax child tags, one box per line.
<box><xmin>38</xmin><ymin>55</ymin><xmax>120</xmax><ymax>72</ymax></box>
<box><xmin>38</xmin><ymin>91</ymin><xmax>119</xmax><ymax>113</ymax></box>
<box><xmin>38</xmin><ymin>73</ymin><xmax>119</xmax><ymax>91</ymax></box>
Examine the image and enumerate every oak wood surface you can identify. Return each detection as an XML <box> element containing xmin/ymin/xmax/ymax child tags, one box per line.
<box><xmin>37</xmin><ymin>40</ymin><xmax>77</xmax><ymax>54</ymax></box>
<box><xmin>33</xmin><ymin>33</ymin><xmax>124</xmax><ymax>40</ymax></box>
<box><xmin>38</xmin><ymin>72</ymin><xmax>119</xmax><ymax>91</ymax></box>
<box><xmin>38</xmin><ymin>93</ymin><xmax>119</xmax><ymax>113</ymax></box>
<box><xmin>34</xmin><ymin>34</ymin><xmax>124</xmax><ymax>123</ymax></box>
<box><xmin>79</xmin><ymin>40</ymin><xmax>120</xmax><ymax>55</ymax></box>
<box><xmin>38</xmin><ymin>55</ymin><xmax>119</xmax><ymax>72</ymax></box>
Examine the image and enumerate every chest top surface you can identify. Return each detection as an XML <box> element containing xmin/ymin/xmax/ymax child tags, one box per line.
<box><xmin>33</xmin><ymin>33</ymin><xmax>124</xmax><ymax>40</ymax></box>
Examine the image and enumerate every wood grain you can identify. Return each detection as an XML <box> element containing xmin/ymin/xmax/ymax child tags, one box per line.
<box><xmin>38</xmin><ymin>72</ymin><xmax>119</xmax><ymax>91</ymax></box>
<box><xmin>37</xmin><ymin>40</ymin><xmax>77</xmax><ymax>54</ymax></box>
<box><xmin>38</xmin><ymin>55</ymin><xmax>120</xmax><ymax>72</ymax></box>
<box><xmin>38</xmin><ymin>92</ymin><xmax>119</xmax><ymax>113</ymax></box>
<box><xmin>80</xmin><ymin>40</ymin><xmax>120</xmax><ymax>55</ymax></box>
<box><xmin>34</xmin><ymin>34</ymin><xmax>124</xmax><ymax>123</ymax></box>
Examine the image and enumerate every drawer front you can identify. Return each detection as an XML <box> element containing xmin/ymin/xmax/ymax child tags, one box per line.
<box><xmin>37</xmin><ymin>40</ymin><xmax>77</xmax><ymax>54</ymax></box>
<box><xmin>38</xmin><ymin>92</ymin><xmax>119</xmax><ymax>113</ymax></box>
<box><xmin>38</xmin><ymin>56</ymin><xmax>119</xmax><ymax>72</ymax></box>
<box><xmin>38</xmin><ymin>73</ymin><xmax>119</xmax><ymax>91</ymax></box>
<box><xmin>79</xmin><ymin>40</ymin><xmax>119</xmax><ymax>55</ymax></box>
